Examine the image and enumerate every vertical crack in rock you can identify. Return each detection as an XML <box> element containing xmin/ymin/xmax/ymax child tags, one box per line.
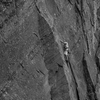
<box><xmin>76</xmin><ymin>0</ymin><xmax>88</xmax><ymax>50</ymax></box>
<box><xmin>74</xmin><ymin>0</ymin><xmax>90</xmax><ymax>53</ymax></box>
<box><xmin>82</xmin><ymin>53</ymin><xmax>98</xmax><ymax>100</ymax></box>
<box><xmin>66</xmin><ymin>59</ymin><xmax>80</xmax><ymax>100</ymax></box>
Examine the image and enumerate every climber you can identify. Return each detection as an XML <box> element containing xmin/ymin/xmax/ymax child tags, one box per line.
<box><xmin>60</xmin><ymin>40</ymin><xmax>72</xmax><ymax>67</ymax></box>
<box><xmin>60</xmin><ymin>39</ymin><xmax>69</xmax><ymax>57</ymax></box>
<box><xmin>63</xmin><ymin>42</ymin><xmax>69</xmax><ymax>56</ymax></box>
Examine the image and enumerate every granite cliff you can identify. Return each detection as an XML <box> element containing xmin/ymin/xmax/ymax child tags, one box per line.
<box><xmin>0</xmin><ymin>0</ymin><xmax>100</xmax><ymax>100</ymax></box>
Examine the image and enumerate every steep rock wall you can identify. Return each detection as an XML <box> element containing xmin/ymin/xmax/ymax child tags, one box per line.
<box><xmin>0</xmin><ymin>0</ymin><xmax>100</xmax><ymax>100</ymax></box>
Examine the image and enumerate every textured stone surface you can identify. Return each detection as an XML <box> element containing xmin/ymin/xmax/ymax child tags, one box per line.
<box><xmin>0</xmin><ymin>0</ymin><xmax>100</xmax><ymax>100</ymax></box>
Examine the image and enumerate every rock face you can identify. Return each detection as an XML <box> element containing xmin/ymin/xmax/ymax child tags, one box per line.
<box><xmin>0</xmin><ymin>0</ymin><xmax>100</xmax><ymax>100</ymax></box>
